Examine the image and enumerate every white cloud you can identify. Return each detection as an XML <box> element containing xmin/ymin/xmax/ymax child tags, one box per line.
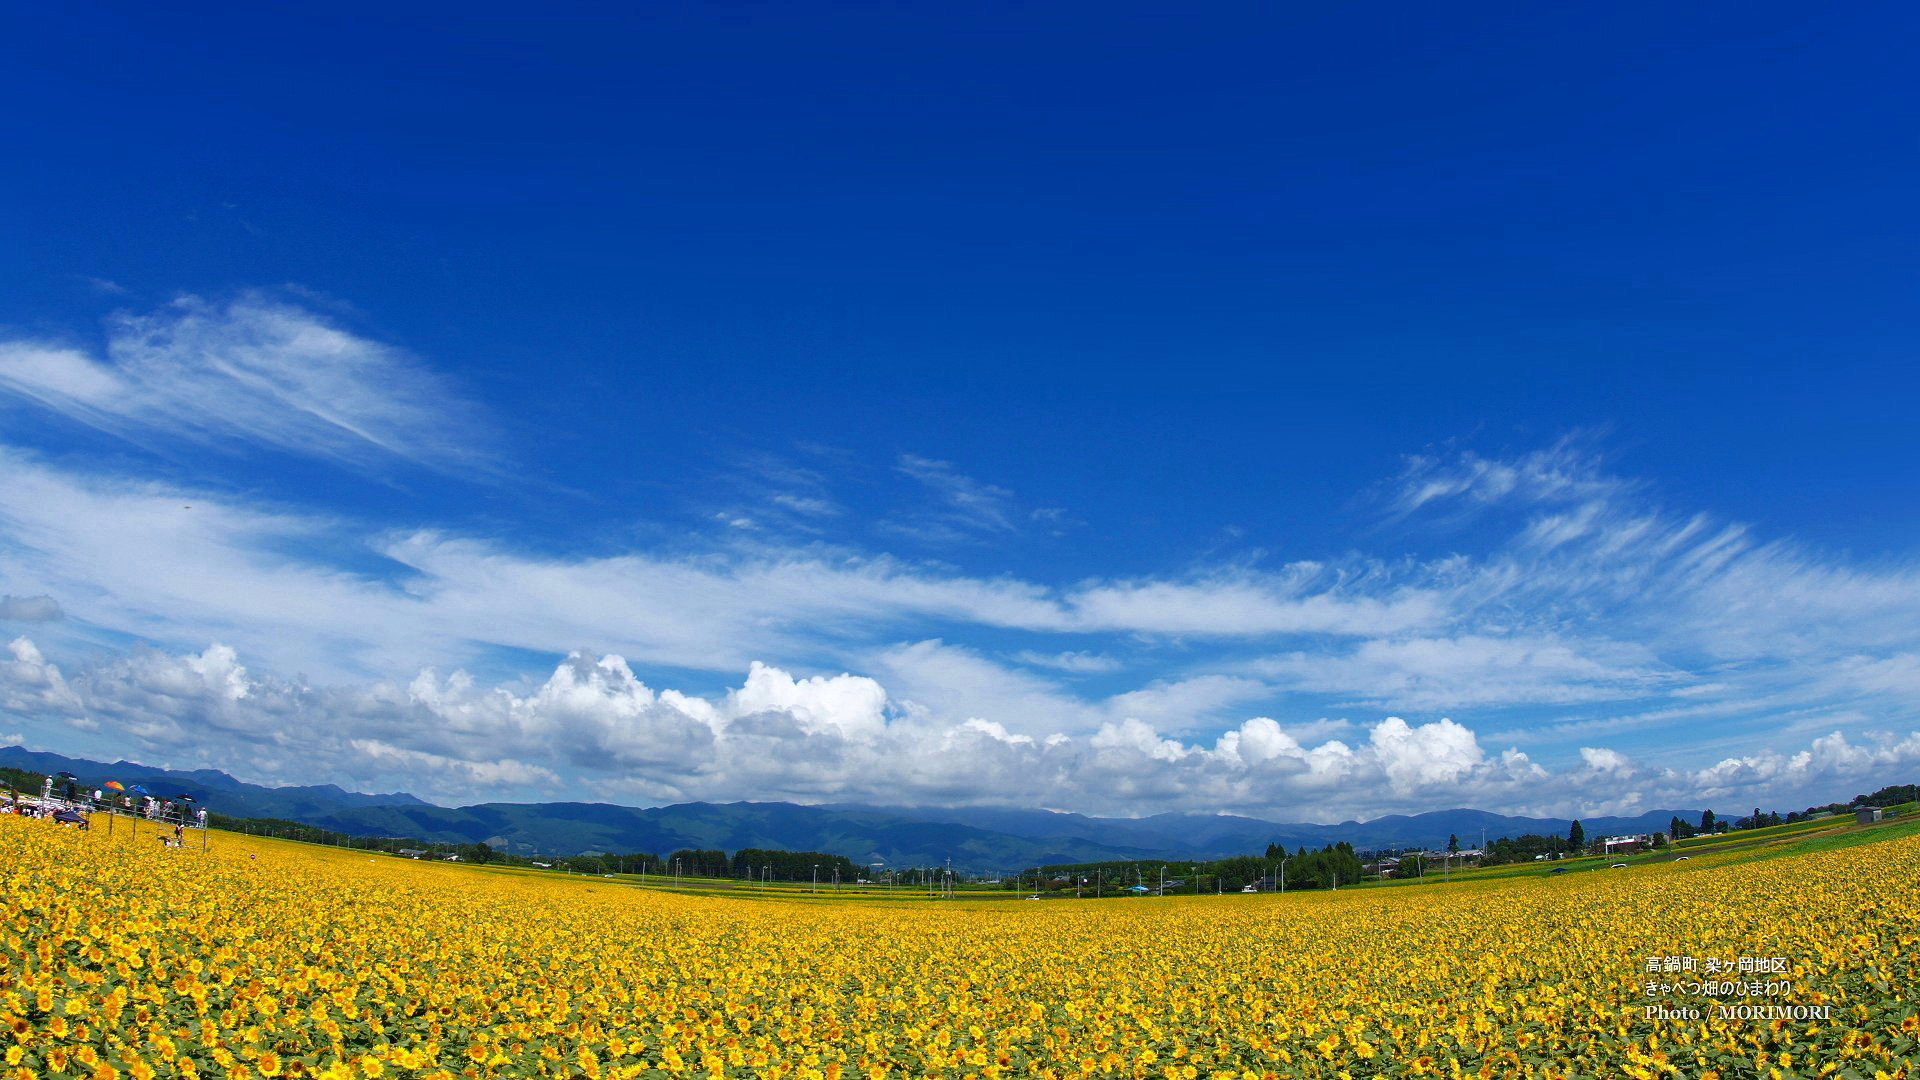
<box><xmin>1065</xmin><ymin>573</ymin><xmax>1444</xmax><ymax>637</ymax></box>
<box><xmin>883</xmin><ymin>454</ymin><xmax>1043</xmax><ymax>545</ymax></box>
<box><xmin>873</xmin><ymin>639</ymin><xmax>1091</xmax><ymax>738</ymax></box>
<box><xmin>1101</xmin><ymin>674</ymin><xmax>1270</xmax><ymax>729</ymax></box>
<box><xmin>2</xmin><ymin>636</ymin><xmax>84</xmax><ymax>719</ymax></box>
<box><xmin>6</xmin><ymin>634</ymin><xmax>1917</xmax><ymax>820</ymax></box>
<box><xmin>1578</xmin><ymin>746</ymin><xmax>1633</xmax><ymax>773</ymax></box>
<box><xmin>0</xmin><ymin>294</ymin><xmax>489</xmax><ymax>472</ymax></box>
<box><xmin>345</xmin><ymin>739</ymin><xmax>563</xmax><ymax>789</ymax></box>
<box><xmin>771</xmin><ymin>494</ymin><xmax>838</xmax><ymax>517</ymax></box>
<box><xmin>1368</xmin><ymin>716</ymin><xmax>1485</xmax><ymax>788</ymax></box>
<box><xmin>727</xmin><ymin>661</ymin><xmax>888</xmax><ymax>742</ymax></box>
<box><xmin>0</xmin><ymin>450</ymin><xmax>1473</xmax><ymax>684</ymax></box>
<box><xmin>1012</xmin><ymin>649</ymin><xmax>1122</xmax><ymax>674</ymax></box>
<box><xmin>1390</xmin><ymin>435</ymin><xmax>1631</xmax><ymax>518</ymax></box>
<box><xmin>1</xmin><ymin>425</ymin><xmax>1918</xmax><ymax>820</ymax></box>
<box><xmin>1254</xmin><ymin>634</ymin><xmax>1673</xmax><ymax>709</ymax></box>
<box><xmin>0</xmin><ymin>595</ymin><xmax>62</xmax><ymax>622</ymax></box>
<box><xmin>896</xmin><ymin>454</ymin><xmax>1018</xmax><ymax>531</ymax></box>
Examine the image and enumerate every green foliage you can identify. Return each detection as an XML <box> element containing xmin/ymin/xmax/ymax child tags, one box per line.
<box><xmin>1036</xmin><ymin>846</ymin><xmax>1359</xmax><ymax>893</ymax></box>
<box><xmin>1478</xmin><ymin>833</ymin><xmax>1564</xmax><ymax>866</ymax></box>
<box><xmin>730</xmin><ymin>848</ymin><xmax>860</xmax><ymax>882</ymax></box>
<box><xmin>665</xmin><ymin>848</ymin><xmax>729</xmax><ymax>877</ymax></box>
<box><xmin>0</xmin><ymin>766</ymin><xmax>46</xmax><ymax>797</ymax></box>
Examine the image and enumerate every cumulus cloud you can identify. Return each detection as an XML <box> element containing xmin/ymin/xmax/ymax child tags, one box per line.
<box><xmin>1368</xmin><ymin>716</ymin><xmax>1485</xmax><ymax>788</ymax></box>
<box><xmin>2</xmin><ymin>636</ymin><xmax>84</xmax><ymax>718</ymax></box>
<box><xmin>1578</xmin><ymin>746</ymin><xmax>1633</xmax><ymax>773</ymax></box>
<box><xmin>13</xmin><ymin>633</ymin><xmax>1907</xmax><ymax>820</ymax></box>
<box><xmin>0</xmin><ymin>294</ymin><xmax>488</xmax><ymax>472</ymax></box>
<box><xmin>2</xmin><ymin>428</ymin><xmax>1919</xmax><ymax>820</ymax></box>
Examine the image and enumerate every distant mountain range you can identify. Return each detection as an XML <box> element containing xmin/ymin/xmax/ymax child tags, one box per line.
<box><xmin>1</xmin><ymin>745</ymin><xmax>1698</xmax><ymax>868</ymax></box>
<box><xmin>0</xmin><ymin>744</ymin><xmax>427</xmax><ymax>820</ymax></box>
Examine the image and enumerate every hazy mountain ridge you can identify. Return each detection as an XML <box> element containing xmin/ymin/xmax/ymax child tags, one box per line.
<box><xmin>1</xmin><ymin>746</ymin><xmax>1697</xmax><ymax>867</ymax></box>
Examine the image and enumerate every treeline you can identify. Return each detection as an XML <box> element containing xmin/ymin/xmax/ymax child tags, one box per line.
<box><xmin>730</xmin><ymin>849</ymin><xmax>861</xmax><ymax>881</ymax></box>
<box><xmin>209</xmin><ymin>813</ymin><xmax>497</xmax><ymax>861</ymax></box>
<box><xmin>196</xmin><ymin>813</ymin><xmax>860</xmax><ymax>885</ymax></box>
<box><xmin>1484</xmin><ymin>781</ymin><xmax>1920</xmax><ymax>862</ymax></box>
<box><xmin>1785</xmin><ymin>783</ymin><xmax>1918</xmax><ymax>820</ymax></box>
<box><xmin>1033</xmin><ymin>844</ymin><xmax>1364</xmax><ymax>893</ymax></box>
<box><xmin>1</xmin><ymin>766</ymin><xmax>46</xmax><ymax>796</ymax></box>
<box><xmin>516</xmin><ymin>848</ymin><xmax>862</xmax><ymax>881</ymax></box>
<box><xmin>1479</xmin><ymin>834</ymin><xmax>1570</xmax><ymax>865</ymax></box>
<box><xmin>1266</xmin><ymin>843</ymin><xmax>1365</xmax><ymax>889</ymax></box>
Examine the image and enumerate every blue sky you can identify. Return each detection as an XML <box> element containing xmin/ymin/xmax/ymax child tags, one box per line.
<box><xmin>1</xmin><ymin>2</ymin><xmax>1917</xmax><ymax>820</ymax></box>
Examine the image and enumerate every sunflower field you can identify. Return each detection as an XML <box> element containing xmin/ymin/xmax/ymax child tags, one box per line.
<box><xmin>2</xmin><ymin>812</ymin><xmax>1916</xmax><ymax>1080</ymax></box>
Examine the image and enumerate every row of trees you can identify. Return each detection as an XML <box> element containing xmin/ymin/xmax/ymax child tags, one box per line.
<box><xmin>1488</xmin><ymin>787</ymin><xmax>1919</xmax><ymax>865</ymax></box>
<box><xmin>1479</xmin><ymin>833</ymin><xmax>1572</xmax><ymax>866</ymax></box>
<box><xmin>170</xmin><ymin>823</ymin><xmax>854</xmax><ymax>883</ymax></box>
<box><xmin>730</xmin><ymin>848</ymin><xmax>861</xmax><ymax>881</ymax></box>
<box><xmin>548</xmin><ymin>847</ymin><xmax>862</xmax><ymax>881</ymax></box>
<box><xmin>1031</xmin><ymin>843</ymin><xmax>1365</xmax><ymax>894</ymax></box>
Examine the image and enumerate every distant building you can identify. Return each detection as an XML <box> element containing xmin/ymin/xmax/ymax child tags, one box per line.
<box><xmin>1602</xmin><ymin>834</ymin><xmax>1652</xmax><ymax>854</ymax></box>
<box><xmin>396</xmin><ymin>848</ymin><xmax>427</xmax><ymax>859</ymax></box>
<box><xmin>1856</xmin><ymin>807</ymin><xmax>1884</xmax><ymax>825</ymax></box>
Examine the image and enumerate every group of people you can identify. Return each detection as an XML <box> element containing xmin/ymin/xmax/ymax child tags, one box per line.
<box><xmin>5</xmin><ymin>784</ymin><xmax>208</xmax><ymax>847</ymax></box>
<box><xmin>3</xmin><ymin>795</ymin><xmax>88</xmax><ymax>827</ymax></box>
<box><xmin>64</xmin><ymin>782</ymin><xmax>209</xmax><ymax>828</ymax></box>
